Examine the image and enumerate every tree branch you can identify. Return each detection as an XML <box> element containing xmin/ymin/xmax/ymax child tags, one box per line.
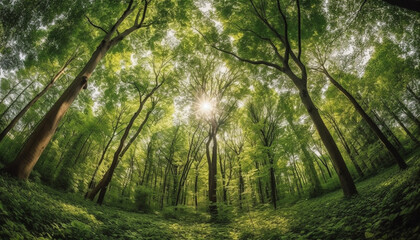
<box><xmin>296</xmin><ymin>0</ymin><xmax>302</xmax><ymax>61</ymax></box>
<box><xmin>85</xmin><ymin>15</ymin><xmax>108</xmax><ymax>34</ymax></box>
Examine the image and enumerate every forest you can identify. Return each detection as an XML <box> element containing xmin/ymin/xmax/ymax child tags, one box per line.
<box><xmin>0</xmin><ymin>0</ymin><xmax>419</xmax><ymax>239</ymax></box>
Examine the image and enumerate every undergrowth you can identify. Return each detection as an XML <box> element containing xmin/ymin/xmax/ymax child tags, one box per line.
<box><xmin>0</xmin><ymin>151</ymin><xmax>419</xmax><ymax>239</ymax></box>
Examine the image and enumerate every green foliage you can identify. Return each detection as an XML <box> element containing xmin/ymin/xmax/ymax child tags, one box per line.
<box><xmin>0</xmin><ymin>153</ymin><xmax>419</xmax><ymax>239</ymax></box>
<box><xmin>134</xmin><ymin>186</ymin><xmax>153</xmax><ymax>213</ymax></box>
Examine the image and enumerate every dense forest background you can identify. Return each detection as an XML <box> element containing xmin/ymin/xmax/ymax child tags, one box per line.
<box><xmin>0</xmin><ymin>0</ymin><xmax>419</xmax><ymax>239</ymax></box>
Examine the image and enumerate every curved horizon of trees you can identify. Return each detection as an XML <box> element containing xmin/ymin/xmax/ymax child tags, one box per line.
<box><xmin>0</xmin><ymin>0</ymin><xmax>418</xmax><ymax>217</ymax></box>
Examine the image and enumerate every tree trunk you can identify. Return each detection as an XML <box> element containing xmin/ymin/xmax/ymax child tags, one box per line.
<box><xmin>269</xmin><ymin>161</ymin><xmax>277</xmax><ymax>209</ymax></box>
<box><xmin>295</xmin><ymin>83</ymin><xmax>357</xmax><ymax>196</ymax></box>
<box><xmin>371</xmin><ymin>110</ymin><xmax>404</xmax><ymax>151</ymax></box>
<box><xmin>0</xmin><ymin>81</ymin><xmax>21</xmax><ymax>105</ymax></box>
<box><xmin>0</xmin><ymin>56</ymin><xmax>74</xmax><ymax>142</ymax></box>
<box><xmin>208</xmin><ymin>123</ymin><xmax>218</xmax><ymax>216</ymax></box>
<box><xmin>194</xmin><ymin>170</ymin><xmax>199</xmax><ymax>210</ymax></box>
<box><xmin>286</xmin><ymin>116</ymin><xmax>322</xmax><ymax>195</ymax></box>
<box><xmin>323</xmin><ymin>69</ymin><xmax>407</xmax><ymax>170</ymax></box>
<box><xmin>85</xmin><ymin>131</ymin><xmax>117</xmax><ymax>198</ymax></box>
<box><xmin>385</xmin><ymin>105</ymin><xmax>419</xmax><ymax>144</ymax></box>
<box><xmin>4</xmin><ymin>0</ymin><xmax>150</xmax><ymax>179</ymax></box>
<box><xmin>397</xmin><ymin>98</ymin><xmax>420</xmax><ymax>131</ymax></box>
<box><xmin>325</xmin><ymin>113</ymin><xmax>364</xmax><ymax>177</ymax></box>
<box><xmin>4</xmin><ymin>40</ymin><xmax>111</xmax><ymax>179</ymax></box>
<box><xmin>238</xmin><ymin>162</ymin><xmax>244</xmax><ymax>209</ymax></box>
<box><xmin>406</xmin><ymin>85</ymin><xmax>420</xmax><ymax>104</ymax></box>
<box><xmin>0</xmin><ymin>80</ymin><xmax>34</xmax><ymax>121</ymax></box>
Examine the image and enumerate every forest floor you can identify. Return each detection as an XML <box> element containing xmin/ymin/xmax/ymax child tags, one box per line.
<box><xmin>0</xmin><ymin>151</ymin><xmax>419</xmax><ymax>240</ymax></box>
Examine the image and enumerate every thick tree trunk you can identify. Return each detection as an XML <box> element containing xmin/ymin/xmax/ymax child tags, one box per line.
<box><xmin>323</xmin><ymin>69</ymin><xmax>407</xmax><ymax>170</ymax></box>
<box><xmin>4</xmin><ymin>0</ymin><xmax>150</xmax><ymax>179</ymax></box>
<box><xmin>4</xmin><ymin>40</ymin><xmax>111</xmax><ymax>179</ymax></box>
<box><xmin>0</xmin><ymin>56</ymin><xmax>74</xmax><ymax>142</ymax></box>
<box><xmin>297</xmin><ymin>85</ymin><xmax>357</xmax><ymax>196</ymax></box>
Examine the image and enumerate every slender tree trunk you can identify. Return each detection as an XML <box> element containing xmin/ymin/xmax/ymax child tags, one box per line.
<box><xmin>286</xmin><ymin>116</ymin><xmax>322</xmax><ymax>195</ymax></box>
<box><xmin>325</xmin><ymin>113</ymin><xmax>364</xmax><ymax>177</ymax></box>
<box><xmin>194</xmin><ymin>170</ymin><xmax>199</xmax><ymax>210</ymax></box>
<box><xmin>0</xmin><ymin>81</ymin><xmax>21</xmax><ymax>105</ymax></box>
<box><xmin>407</xmin><ymin>85</ymin><xmax>420</xmax><ymax>104</ymax></box>
<box><xmin>73</xmin><ymin>133</ymin><xmax>91</xmax><ymax>165</ymax></box>
<box><xmin>269</xmin><ymin>161</ymin><xmax>277</xmax><ymax>209</ymax></box>
<box><xmin>371</xmin><ymin>110</ymin><xmax>404</xmax><ymax>150</ymax></box>
<box><xmin>87</xmin><ymin>95</ymin><xmax>157</xmax><ymax>203</ymax></box>
<box><xmin>161</xmin><ymin>165</ymin><xmax>169</xmax><ymax>209</ymax></box>
<box><xmin>0</xmin><ymin>56</ymin><xmax>74</xmax><ymax>142</ymax></box>
<box><xmin>219</xmin><ymin>153</ymin><xmax>227</xmax><ymax>203</ymax></box>
<box><xmin>397</xmin><ymin>98</ymin><xmax>420</xmax><ymax>131</ymax></box>
<box><xmin>208</xmin><ymin>124</ymin><xmax>218</xmax><ymax>216</ymax></box>
<box><xmin>85</xmin><ymin>131</ymin><xmax>117</xmax><ymax>197</ymax></box>
<box><xmin>255</xmin><ymin>161</ymin><xmax>265</xmax><ymax>204</ymax></box>
<box><xmin>0</xmin><ymin>81</ymin><xmax>34</xmax><ymax>121</ymax></box>
<box><xmin>238</xmin><ymin>162</ymin><xmax>244</xmax><ymax>209</ymax></box>
<box><xmin>385</xmin><ymin>104</ymin><xmax>419</xmax><ymax>145</ymax></box>
<box><xmin>315</xmin><ymin>159</ymin><xmax>327</xmax><ymax>183</ymax></box>
<box><xmin>322</xmin><ymin>69</ymin><xmax>407</xmax><ymax>170</ymax></box>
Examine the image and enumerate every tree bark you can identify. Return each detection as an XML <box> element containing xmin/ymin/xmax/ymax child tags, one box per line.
<box><xmin>322</xmin><ymin>69</ymin><xmax>407</xmax><ymax>170</ymax></box>
<box><xmin>296</xmin><ymin>84</ymin><xmax>357</xmax><ymax>196</ymax></box>
<box><xmin>4</xmin><ymin>0</ymin><xmax>149</xmax><ymax>179</ymax></box>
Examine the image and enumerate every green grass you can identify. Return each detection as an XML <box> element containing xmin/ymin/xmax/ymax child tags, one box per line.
<box><xmin>1</xmin><ymin>152</ymin><xmax>419</xmax><ymax>240</ymax></box>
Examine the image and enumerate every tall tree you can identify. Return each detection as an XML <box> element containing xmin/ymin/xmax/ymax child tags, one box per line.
<box><xmin>4</xmin><ymin>0</ymin><xmax>153</xmax><ymax>179</ymax></box>
<box><xmin>0</xmin><ymin>54</ymin><xmax>76</xmax><ymax>142</ymax></box>
<box><xmin>207</xmin><ymin>0</ymin><xmax>357</xmax><ymax>196</ymax></box>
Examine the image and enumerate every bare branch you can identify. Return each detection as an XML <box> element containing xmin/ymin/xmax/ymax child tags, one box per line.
<box><xmin>213</xmin><ymin>45</ymin><xmax>285</xmax><ymax>72</ymax></box>
<box><xmin>195</xmin><ymin>28</ymin><xmax>285</xmax><ymax>72</ymax></box>
<box><xmin>234</xmin><ymin>24</ymin><xmax>285</xmax><ymax>63</ymax></box>
<box><xmin>85</xmin><ymin>15</ymin><xmax>108</xmax><ymax>34</ymax></box>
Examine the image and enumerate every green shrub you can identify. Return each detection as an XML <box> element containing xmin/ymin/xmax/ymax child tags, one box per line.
<box><xmin>134</xmin><ymin>186</ymin><xmax>153</xmax><ymax>213</ymax></box>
